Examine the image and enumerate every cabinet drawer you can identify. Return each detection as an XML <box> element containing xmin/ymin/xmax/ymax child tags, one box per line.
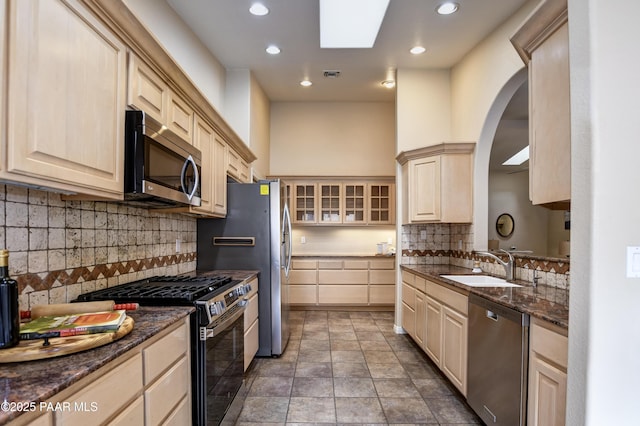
<box><xmin>426</xmin><ymin>280</ymin><xmax>468</xmax><ymax>315</ymax></box>
<box><xmin>319</xmin><ymin>285</ymin><xmax>368</xmax><ymax>304</ymax></box>
<box><xmin>414</xmin><ymin>276</ymin><xmax>427</xmax><ymax>293</ymax></box>
<box><xmin>530</xmin><ymin>318</ymin><xmax>568</xmax><ymax>369</ymax></box>
<box><xmin>369</xmin><ymin>285</ymin><xmax>395</xmax><ymax>304</ymax></box>
<box><xmin>145</xmin><ymin>356</ymin><xmax>190</xmax><ymax>425</ymax></box>
<box><xmin>370</xmin><ymin>258</ymin><xmax>395</xmax><ymax>269</ymax></box>
<box><xmin>244</xmin><ymin>292</ymin><xmax>259</xmax><ymax>328</ymax></box>
<box><xmin>344</xmin><ymin>260</ymin><xmax>369</xmax><ymax>269</ymax></box>
<box><xmin>369</xmin><ymin>269</ymin><xmax>395</xmax><ymax>284</ymax></box>
<box><xmin>319</xmin><ymin>270</ymin><xmax>368</xmax><ymax>284</ymax></box>
<box><xmin>57</xmin><ymin>354</ymin><xmax>143</xmax><ymax>426</ymax></box>
<box><xmin>291</xmin><ymin>259</ymin><xmax>317</xmax><ymax>269</ymax></box>
<box><xmin>143</xmin><ymin>320</ymin><xmax>189</xmax><ymax>384</ymax></box>
<box><xmin>318</xmin><ymin>260</ymin><xmax>343</xmax><ymax>269</ymax></box>
<box><xmin>161</xmin><ymin>395</ymin><xmax>191</xmax><ymax>426</ymax></box>
<box><xmin>290</xmin><ymin>285</ymin><xmax>317</xmax><ymax>304</ymax></box>
<box><xmin>401</xmin><ymin>270</ymin><xmax>415</xmax><ymax>286</ymax></box>
<box><xmin>107</xmin><ymin>395</ymin><xmax>144</xmax><ymax>426</ymax></box>
<box><xmin>289</xmin><ymin>269</ymin><xmax>317</xmax><ymax>285</ymax></box>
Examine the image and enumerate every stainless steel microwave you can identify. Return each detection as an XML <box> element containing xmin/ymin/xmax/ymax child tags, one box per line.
<box><xmin>124</xmin><ymin>110</ymin><xmax>201</xmax><ymax>208</ymax></box>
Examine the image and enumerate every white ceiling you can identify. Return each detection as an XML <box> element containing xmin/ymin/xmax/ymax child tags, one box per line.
<box><xmin>167</xmin><ymin>0</ymin><xmax>529</xmax><ymax>102</ymax></box>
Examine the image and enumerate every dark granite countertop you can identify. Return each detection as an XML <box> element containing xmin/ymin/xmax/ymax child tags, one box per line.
<box><xmin>292</xmin><ymin>254</ymin><xmax>396</xmax><ymax>259</ymax></box>
<box><xmin>0</xmin><ymin>306</ymin><xmax>193</xmax><ymax>425</ymax></box>
<box><xmin>400</xmin><ymin>264</ymin><xmax>569</xmax><ymax>329</ymax></box>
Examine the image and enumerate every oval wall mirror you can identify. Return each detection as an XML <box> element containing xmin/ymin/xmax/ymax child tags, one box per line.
<box><xmin>496</xmin><ymin>213</ymin><xmax>515</xmax><ymax>238</ymax></box>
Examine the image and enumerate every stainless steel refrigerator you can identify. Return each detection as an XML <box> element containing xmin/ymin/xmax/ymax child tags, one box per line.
<box><xmin>197</xmin><ymin>180</ymin><xmax>291</xmax><ymax>356</ymax></box>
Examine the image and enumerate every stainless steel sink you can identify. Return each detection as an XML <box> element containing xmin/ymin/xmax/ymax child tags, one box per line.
<box><xmin>440</xmin><ymin>275</ymin><xmax>522</xmax><ymax>288</ymax></box>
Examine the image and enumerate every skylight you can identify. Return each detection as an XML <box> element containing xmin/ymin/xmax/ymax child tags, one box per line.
<box><xmin>319</xmin><ymin>0</ymin><xmax>390</xmax><ymax>48</ymax></box>
<box><xmin>502</xmin><ymin>146</ymin><xmax>530</xmax><ymax>166</ymax></box>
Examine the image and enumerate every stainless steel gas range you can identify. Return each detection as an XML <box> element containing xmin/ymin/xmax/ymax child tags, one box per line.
<box><xmin>77</xmin><ymin>274</ymin><xmax>252</xmax><ymax>426</ymax></box>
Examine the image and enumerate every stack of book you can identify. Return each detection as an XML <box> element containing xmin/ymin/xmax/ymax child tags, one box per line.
<box><xmin>19</xmin><ymin>310</ymin><xmax>127</xmax><ymax>340</ymax></box>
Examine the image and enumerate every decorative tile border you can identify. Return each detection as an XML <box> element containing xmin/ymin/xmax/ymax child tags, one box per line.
<box><xmin>452</xmin><ymin>250</ymin><xmax>571</xmax><ymax>274</ymax></box>
<box><xmin>16</xmin><ymin>252</ymin><xmax>197</xmax><ymax>293</ymax></box>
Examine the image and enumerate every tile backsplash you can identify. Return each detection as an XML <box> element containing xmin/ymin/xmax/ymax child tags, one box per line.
<box><xmin>401</xmin><ymin>223</ymin><xmax>570</xmax><ymax>290</ymax></box>
<box><xmin>0</xmin><ymin>184</ymin><xmax>197</xmax><ymax>310</ymax></box>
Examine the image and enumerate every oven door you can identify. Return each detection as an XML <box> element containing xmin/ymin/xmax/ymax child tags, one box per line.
<box><xmin>203</xmin><ymin>303</ymin><xmax>246</xmax><ymax>426</ymax></box>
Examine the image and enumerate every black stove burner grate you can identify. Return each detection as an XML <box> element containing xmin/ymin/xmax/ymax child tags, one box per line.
<box><xmin>76</xmin><ymin>275</ymin><xmax>234</xmax><ymax>305</ymax></box>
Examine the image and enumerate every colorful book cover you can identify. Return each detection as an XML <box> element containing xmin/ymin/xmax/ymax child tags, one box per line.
<box><xmin>19</xmin><ymin>310</ymin><xmax>126</xmax><ymax>340</ymax></box>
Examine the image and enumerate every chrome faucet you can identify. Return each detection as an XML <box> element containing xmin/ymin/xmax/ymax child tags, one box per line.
<box><xmin>476</xmin><ymin>249</ymin><xmax>515</xmax><ymax>281</ymax></box>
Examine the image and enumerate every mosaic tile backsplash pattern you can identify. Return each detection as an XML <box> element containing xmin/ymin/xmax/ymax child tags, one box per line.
<box><xmin>0</xmin><ymin>185</ymin><xmax>197</xmax><ymax>310</ymax></box>
<box><xmin>401</xmin><ymin>223</ymin><xmax>570</xmax><ymax>290</ymax></box>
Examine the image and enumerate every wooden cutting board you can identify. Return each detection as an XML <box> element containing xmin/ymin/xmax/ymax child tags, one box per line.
<box><xmin>0</xmin><ymin>316</ymin><xmax>134</xmax><ymax>363</ymax></box>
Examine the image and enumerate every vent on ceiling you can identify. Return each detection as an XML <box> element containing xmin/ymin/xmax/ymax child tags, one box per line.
<box><xmin>323</xmin><ymin>70</ymin><xmax>341</xmax><ymax>78</ymax></box>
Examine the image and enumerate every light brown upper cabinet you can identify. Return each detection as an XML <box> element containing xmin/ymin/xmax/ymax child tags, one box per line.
<box><xmin>511</xmin><ymin>0</ymin><xmax>570</xmax><ymax>209</ymax></box>
<box><xmin>398</xmin><ymin>144</ymin><xmax>474</xmax><ymax>224</ymax></box>
<box><xmin>288</xmin><ymin>179</ymin><xmax>395</xmax><ymax>226</ymax></box>
<box><xmin>368</xmin><ymin>183</ymin><xmax>395</xmax><ymax>225</ymax></box>
<box><xmin>1</xmin><ymin>0</ymin><xmax>126</xmax><ymax>199</ymax></box>
<box><xmin>128</xmin><ymin>53</ymin><xmax>194</xmax><ymax>146</ymax></box>
<box><xmin>127</xmin><ymin>53</ymin><xmax>166</xmax><ymax>125</ymax></box>
<box><xmin>318</xmin><ymin>182</ymin><xmax>343</xmax><ymax>224</ymax></box>
<box><xmin>227</xmin><ymin>145</ymin><xmax>250</xmax><ymax>183</ymax></box>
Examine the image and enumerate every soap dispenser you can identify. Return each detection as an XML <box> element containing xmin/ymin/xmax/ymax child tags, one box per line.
<box><xmin>472</xmin><ymin>260</ymin><xmax>482</xmax><ymax>273</ymax></box>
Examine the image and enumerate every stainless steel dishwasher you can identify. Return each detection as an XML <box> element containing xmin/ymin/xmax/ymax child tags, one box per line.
<box><xmin>467</xmin><ymin>293</ymin><xmax>530</xmax><ymax>425</ymax></box>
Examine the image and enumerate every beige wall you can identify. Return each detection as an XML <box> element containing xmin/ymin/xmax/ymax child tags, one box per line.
<box><xmin>291</xmin><ymin>227</ymin><xmax>396</xmax><ymax>256</ymax></box>
<box><xmin>270</xmin><ymin>102</ymin><xmax>395</xmax><ymax>176</ymax></box>
<box><xmin>449</xmin><ymin>0</ymin><xmax>537</xmax><ymax>142</ymax></box>
<box><xmin>396</xmin><ymin>69</ymin><xmax>451</xmax><ymax>152</ymax></box>
<box><xmin>250</xmin><ymin>73</ymin><xmax>271</xmax><ymax>179</ymax></box>
<box><xmin>224</xmin><ymin>70</ymin><xmax>272</xmax><ymax>179</ymax></box>
<box><xmin>224</xmin><ymin>69</ymin><xmax>251</xmax><ymax>143</ymax></box>
<box><xmin>567</xmin><ymin>0</ymin><xmax>640</xmax><ymax>423</ymax></box>
<box><xmin>488</xmin><ymin>171</ymin><xmax>549</xmax><ymax>254</ymax></box>
<box><xmin>124</xmin><ymin>0</ymin><xmax>227</xmax><ymax>110</ymax></box>
<box><xmin>450</xmin><ymin>0</ymin><xmax>538</xmax><ymax>251</ymax></box>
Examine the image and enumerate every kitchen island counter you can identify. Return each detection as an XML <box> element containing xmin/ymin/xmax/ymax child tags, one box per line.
<box><xmin>400</xmin><ymin>264</ymin><xmax>569</xmax><ymax>329</ymax></box>
<box><xmin>0</xmin><ymin>306</ymin><xmax>193</xmax><ymax>425</ymax></box>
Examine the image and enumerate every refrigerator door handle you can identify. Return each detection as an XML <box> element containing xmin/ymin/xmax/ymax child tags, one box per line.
<box><xmin>283</xmin><ymin>202</ymin><xmax>292</xmax><ymax>277</ymax></box>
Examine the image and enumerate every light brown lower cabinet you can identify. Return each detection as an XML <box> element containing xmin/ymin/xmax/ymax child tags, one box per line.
<box><xmin>424</xmin><ymin>295</ymin><xmax>442</xmax><ymax>365</ymax></box>
<box><xmin>401</xmin><ymin>269</ymin><xmax>468</xmax><ymax>396</ymax></box>
<box><xmin>290</xmin><ymin>257</ymin><xmax>395</xmax><ymax>306</ymax></box>
<box><xmin>244</xmin><ymin>277</ymin><xmax>259</xmax><ymax>371</ymax></box>
<box><xmin>401</xmin><ymin>282</ymin><xmax>416</xmax><ymax>337</ymax></box>
<box><xmin>8</xmin><ymin>317</ymin><xmax>191</xmax><ymax>426</ymax></box>
<box><xmin>528</xmin><ymin>317</ymin><xmax>568</xmax><ymax>426</ymax></box>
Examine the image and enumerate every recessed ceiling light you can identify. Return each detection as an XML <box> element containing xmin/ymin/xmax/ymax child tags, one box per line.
<box><xmin>381</xmin><ymin>80</ymin><xmax>396</xmax><ymax>89</ymax></box>
<box><xmin>266</xmin><ymin>45</ymin><xmax>281</xmax><ymax>55</ymax></box>
<box><xmin>300</xmin><ymin>80</ymin><xmax>313</xmax><ymax>87</ymax></box>
<box><xmin>410</xmin><ymin>46</ymin><xmax>426</xmax><ymax>55</ymax></box>
<box><xmin>502</xmin><ymin>146</ymin><xmax>530</xmax><ymax>166</ymax></box>
<box><xmin>436</xmin><ymin>2</ymin><xmax>459</xmax><ymax>15</ymax></box>
<box><xmin>249</xmin><ymin>3</ymin><xmax>269</xmax><ymax>16</ymax></box>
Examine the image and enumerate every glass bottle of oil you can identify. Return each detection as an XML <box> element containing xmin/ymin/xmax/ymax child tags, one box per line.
<box><xmin>0</xmin><ymin>250</ymin><xmax>19</xmax><ymax>348</ymax></box>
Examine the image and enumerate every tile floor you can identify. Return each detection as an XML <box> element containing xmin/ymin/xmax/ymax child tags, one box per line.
<box><xmin>234</xmin><ymin>310</ymin><xmax>482</xmax><ymax>425</ymax></box>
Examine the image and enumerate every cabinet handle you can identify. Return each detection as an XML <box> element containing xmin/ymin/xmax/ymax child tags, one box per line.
<box><xmin>181</xmin><ymin>155</ymin><xmax>199</xmax><ymax>201</ymax></box>
<box><xmin>483</xmin><ymin>405</ymin><xmax>497</xmax><ymax>423</ymax></box>
<box><xmin>486</xmin><ymin>310</ymin><xmax>498</xmax><ymax>321</ymax></box>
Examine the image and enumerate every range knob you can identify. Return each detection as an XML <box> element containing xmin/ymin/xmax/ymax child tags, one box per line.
<box><xmin>209</xmin><ymin>301</ymin><xmax>225</xmax><ymax>316</ymax></box>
